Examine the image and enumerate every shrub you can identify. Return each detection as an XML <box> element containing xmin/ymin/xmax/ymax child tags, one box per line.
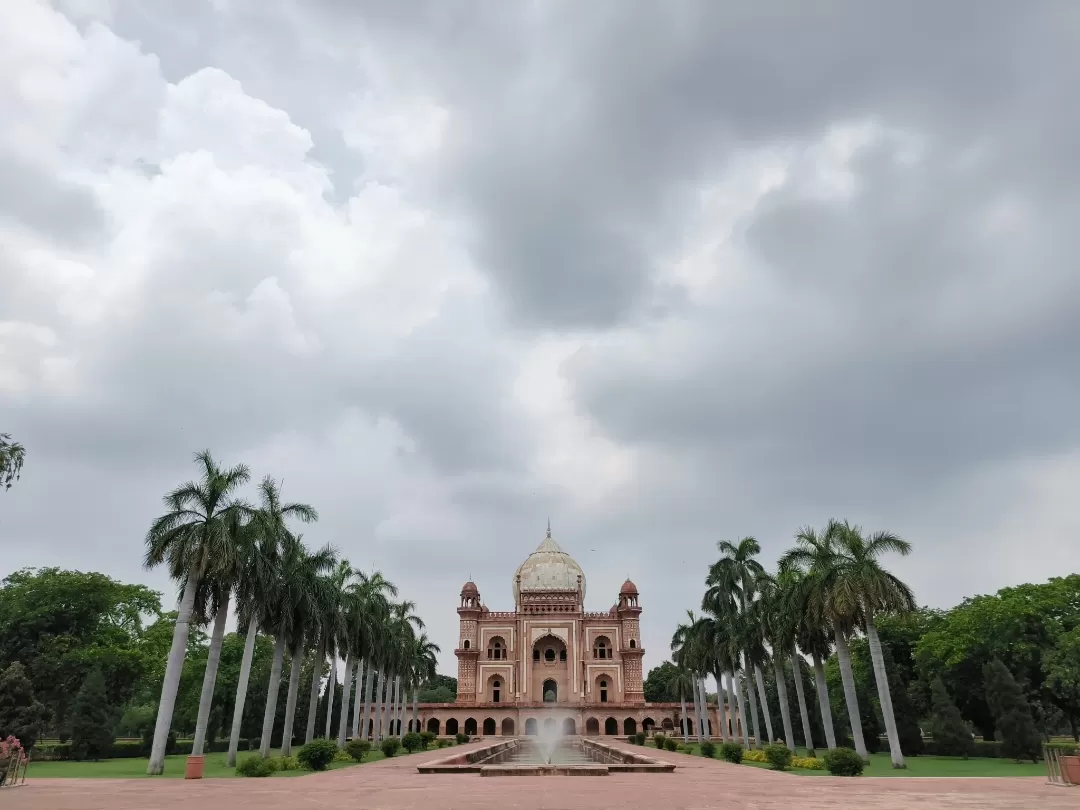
<box><xmin>652</xmin><ymin>733</ymin><xmax>666</xmax><ymax>748</ymax></box>
<box><xmin>984</xmin><ymin>659</ymin><xmax>1040</xmax><ymax>762</ymax></box>
<box><xmin>333</xmin><ymin>750</ymin><xmax>352</xmax><ymax>762</ymax></box>
<box><xmin>69</xmin><ymin>669</ymin><xmax>116</xmax><ymax>761</ymax></box>
<box><xmin>402</xmin><ymin>732</ymin><xmax>422</xmax><ymax>753</ymax></box>
<box><xmin>420</xmin><ymin>731</ymin><xmax>437</xmax><ymax>750</ymax></box>
<box><xmin>455</xmin><ymin>732</ymin><xmax>470</xmax><ymax>745</ymax></box>
<box><xmin>236</xmin><ymin>756</ymin><xmax>275</xmax><ymax>777</ymax></box>
<box><xmin>823</xmin><ymin>747</ymin><xmax>864</xmax><ymax>776</ymax></box>
<box><xmin>764</xmin><ymin>743</ymin><xmax>793</xmax><ymax>771</ymax></box>
<box><xmin>720</xmin><ymin>742</ymin><xmax>744</xmax><ymax>763</ymax></box>
<box><xmin>345</xmin><ymin>739</ymin><xmax>372</xmax><ymax>762</ymax></box>
<box><xmin>438</xmin><ymin>738</ymin><xmax>452</xmax><ymax>748</ymax></box>
<box><xmin>297</xmin><ymin>739</ymin><xmax>339</xmax><ymax>772</ymax></box>
<box><xmin>380</xmin><ymin>737</ymin><xmax>401</xmax><ymax>758</ymax></box>
<box><xmin>791</xmin><ymin>756</ymin><xmax>826</xmax><ymax>770</ymax></box>
<box><xmin>663</xmin><ymin>737</ymin><xmax>678</xmax><ymax>751</ymax></box>
<box><xmin>743</xmin><ymin>749</ymin><xmax>767</xmax><ymax>762</ymax></box>
<box><xmin>275</xmin><ymin>755</ymin><xmax>301</xmax><ymax>771</ymax></box>
<box><xmin>699</xmin><ymin>741</ymin><xmax>717</xmax><ymax>759</ymax></box>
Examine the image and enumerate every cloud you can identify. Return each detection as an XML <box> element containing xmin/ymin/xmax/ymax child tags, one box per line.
<box><xmin>2</xmin><ymin>0</ymin><xmax>1078</xmax><ymax>677</ymax></box>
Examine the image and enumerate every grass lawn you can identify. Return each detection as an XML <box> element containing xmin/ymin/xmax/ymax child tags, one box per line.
<box><xmin>26</xmin><ymin>748</ymin><xmax>391</xmax><ymax>779</ymax></box>
<box><xmin>645</xmin><ymin>741</ymin><xmax>1046</xmax><ymax>778</ymax></box>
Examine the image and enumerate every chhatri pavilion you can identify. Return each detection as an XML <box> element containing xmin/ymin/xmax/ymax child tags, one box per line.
<box><xmin>416</xmin><ymin>525</ymin><xmax>729</xmax><ymax>738</ymax></box>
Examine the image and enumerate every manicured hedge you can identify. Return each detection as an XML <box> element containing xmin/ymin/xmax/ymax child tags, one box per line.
<box><xmin>34</xmin><ymin>738</ymin><xmax>250</xmax><ymax>761</ymax></box>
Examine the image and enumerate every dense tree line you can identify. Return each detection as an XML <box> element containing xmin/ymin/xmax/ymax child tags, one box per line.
<box><xmin>645</xmin><ymin>539</ymin><xmax>1078</xmax><ymax>764</ymax></box>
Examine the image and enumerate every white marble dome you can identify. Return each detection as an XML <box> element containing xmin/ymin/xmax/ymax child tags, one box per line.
<box><xmin>513</xmin><ymin>527</ymin><xmax>586</xmax><ymax>605</ymax></box>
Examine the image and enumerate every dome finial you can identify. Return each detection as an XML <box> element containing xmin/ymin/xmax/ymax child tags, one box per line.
<box><xmin>546</xmin><ymin>517</ymin><xmax>551</xmax><ymax>538</ymax></box>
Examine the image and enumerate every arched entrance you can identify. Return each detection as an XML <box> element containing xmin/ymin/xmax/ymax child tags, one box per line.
<box><xmin>543</xmin><ymin>717</ymin><xmax>556</xmax><ymax>734</ymax></box>
<box><xmin>585</xmin><ymin>717</ymin><xmax>600</xmax><ymax>736</ymax></box>
<box><xmin>642</xmin><ymin>718</ymin><xmax>655</xmax><ymax>733</ymax></box>
<box><xmin>426</xmin><ymin>717</ymin><xmax>440</xmax><ymax>734</ymax></box>
<box><xmin>525</xmin><ymin>718</ymin><xmax>538</xmax><ymax>736</ymax></box>
<box><xmin>501</xmin><ymin>718</ymin><xmax>515</xmax><ymax>736</ymax></box>
<box><xmin>542</xmin><ymin>679</ymin><xmax>558</xmax><ymax>703</ymax></box>
<box><xmin>624</xmin><ymin>718</ymin><xmax>637</xmax><ymax>735</ymax></box>
<box><xmin>562</xmin><ymin>717</ymin><xmax>576</xmax><ymax>735</ymax></box>
<box><xmin>446</xmin><ymin>718</ymin><xmax>459</xmax><ymax>736</ymax></box>
<box><xmin>464</xmin><ymin>717</ymin><xmax>477</xmax><ymax>736</ymax></box>
<box><xmin>604</xmin><ymin>717</ymin><xmax>618</xmax><ymax>735</ymax></box>
<box><xmin>483</xmin><ymin>718</ymin><xmax>496</xmax><ymax>736</ymax></box>
<box><xmin>661</xmin><ymin>718</ymin><xmax>674</xmax><ymax>731</ymax></box>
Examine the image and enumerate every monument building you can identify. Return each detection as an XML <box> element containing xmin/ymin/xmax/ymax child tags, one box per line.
<box><xmin>416</xmin><ymin>525</ymin><xmax>728</xmax><ymax>738</ymax></box>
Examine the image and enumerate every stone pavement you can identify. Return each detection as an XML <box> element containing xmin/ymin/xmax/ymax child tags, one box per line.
<box><xmin>4</xmin><ymin>740</ymin><xmax>1074</xmax><ymax>810</ymax></box>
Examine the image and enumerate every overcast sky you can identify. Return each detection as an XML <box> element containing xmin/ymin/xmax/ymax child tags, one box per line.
<box><xmin>2</xmin><ymin>0</ymin><xmax>1079</xmax><ymax>678</ymax></box>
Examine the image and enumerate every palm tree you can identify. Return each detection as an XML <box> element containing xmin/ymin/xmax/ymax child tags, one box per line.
<box><xmin>782</xmin><ymin>523</ymin><xmax>869</xmax><ymax>761</ymax></box>
<box><xmin>821</xmin><ymin>521</ymin><xmax>916</xmax><ymax>768</ymax></box>
<box><xmin>758</xmin><ymin>573</ymin><xmax>797</xmax><ymax>748</ymax></box>
<box><xmin>669</xmin><ymin>664</ymin><xmax>695</xmax><ymax>743</ymax></box>
<box><xmin>388</xmin><ymin>601</ymin><xmax>424</xmax><ymax>739</ymax></box>
<box><xmin>347</xmin><ymin>571</ymin><xmax>397</xmax><ymax>739</ymax></box>
<box><xmin>774</xmin><ymin>568</ymin><xmax>822</xmax><ymax>755</ymax></box>
<box><xmin>259</xmin><ymin>532</ymin><xmax>336</xmax><ymax>757</ymax></box>
<box><xmin>0</xmin><ymin>433</ymin><xmax>26</xmax><ymax>490</ymax></box>
<box><xmin>227</xmin><ymin>477</ymin><xmax>317</xmax><ymax>765</ymax></box>
<box><xmin>305</xmin><ymin>559</ymin><xmax>351</xmax><ymax>744</ymax></box>
<box><xmin>789</xmin><ymin>569</ymin><xmax>838</xmax><ymax>751</ymax></box>
<box><xmin>143</xmin><ymin>450</ymin><xmax>249</xmax><ymax>775</ymax></box>
<box><xmin>671</xmin><ymin>612</ymin><xmax>707</xmax><ymax>741</ymax></box>
<box><xmin>408</xmin><ymin>633</ymin><xmax>440</xmax><ymax>735</ymax></box>
<box><xmin>708</xmin><ymin>537</ymin><xmax>776</xmax><ymax>745</ymax></box>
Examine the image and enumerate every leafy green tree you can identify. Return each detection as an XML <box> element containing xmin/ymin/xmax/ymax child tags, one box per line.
<box><xmin>928</xmin><ymin>678</ymin><xmax>971</xmax><ymax>758</ymax></box>
<box><xmin>0</xmin><ymin>433</ymin><xmax>26</xmax><ymax>490</ymax></box>
<box><xmin>0</xmin><ymin>568</ymin><xmax>161</xmax><ymax>732</ymax></box>
<box><xmin>983</xmin><ymin>659</ymin><xmax>1040</xmax><ymax>762</ymax></box>
<box><xmin>1044</xmin><ymin>626</ymin><xmax>1080</xmax><ymax>741</ymax></box>
<box><xmin>0</xmin><ymin>662</ymin><xmax>47</xmax><ymax>749</ymax></box>
<box><xmin>70</xmin><ymin>669</ymin><xmax>116</xmax><ymax>760</ymax></box>
<box><xmin>643</xmin><ymin>661</ymin><xmax>679</xmax><ymax>702</ymax></box>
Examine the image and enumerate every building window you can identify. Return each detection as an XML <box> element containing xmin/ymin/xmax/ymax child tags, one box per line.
<box><xmin>463</xmin><ymin>639</ymin><xmax>470</xmax><ymax>649</ymax></box>
<box><xmin>544</xmin><ymin>648</ymin><xmax>556</xmax><ymax>663</ymax></box>
<box><xmin>533</xmin><ymin>649</ymin><xmax>540</xmax><ymax>662</ymax></box>
<box><xmin>629</xmin><ymin>639</ymin><xmax>636</xmax><ymax>649</ymax></box>
<box><xmin>594</xmin><ymin>636</ymin><xmax>610</xmax><ymax>659</ymax></box>
<box><xmin>493</xmin><ymin>680</ymin><xmax>501</xmax><ymax>703</ymax></box>
<box><xmin>488</xmin><ymin>637</ymin><xmax>505</xmax><ymax>660</ymax></box>
<box><xmin>559</xmin><ymin>649</ymin><xmax>567</xmax><ymax>662</ymax></box>
<box><xmin>600</xmin><ymin>679</ymin><xmax>608</xmax><ymax>703</ymax></box>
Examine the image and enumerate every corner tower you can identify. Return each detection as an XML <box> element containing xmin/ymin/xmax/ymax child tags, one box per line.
<box><xmin>455</xmin><ymin>580</ymin><xmax>481</xmax><ymax>703</ymax></box>
<box><xmin>617</xmin><ymin>579</ymin><xmax>645</xmax><ymax>703</ymax></box>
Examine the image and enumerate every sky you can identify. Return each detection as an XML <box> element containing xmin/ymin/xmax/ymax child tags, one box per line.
<box><xmin>2</xmin><ymin>0</ymin><xmax>1079</xmax><ymax>679</ymax></box>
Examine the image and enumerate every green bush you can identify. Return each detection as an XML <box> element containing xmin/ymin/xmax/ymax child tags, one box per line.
<box><xmin>928</xmin><ymin>678</ymin><xmax>972</xmax><ymax>758</ymax></box>
<box><xmin>652</xmin><ymin>733</ymin><xmax>666</xmax><ymax>749</ymax></box>
<box><xmin>455</xmin><ymin>732</ymin><xmax>470</xmax><ymax>745</ymax></box>
<box><xmin>380</xmin><ymin>737</ymin><xmax>401</xmax><ymax>758</ymax></box>
<box><xmin>402</xmin><ymin>732</ymin><xmax>422</xmax><ymax>753</ymax></box>
<box><xmin>764</xmin><ymin>743</ymin><xmax>793</xmax><ymax>771</ymax></box>
<box><xmin>420</xmin><ymin>731</ymin><xmax>437</xmax><ymax>750</ymax></box>
<box><xmin>720</xmin><ymin>742</ymin><xmax>743</xmax><ymax>763</ymax></box>
<box><xmin>699</xmin><ymin>741</ymin><xmax>717</xmax><ymax>758</ymax></box>
<box><xmin>438</xmin><ymin>738</ymin><xmax>452</xmax><ymax>747</ymax></box>
<box><xmin>345</xmin><ymin>739</ymin><xmax>372</xmax><ymax>762</ymax></box>
<box><xmin>297</xmin><ymin>739</ymin><xmax>339</xmax><ymax>772</ymax></box>
<box><xmin>236</xmin><ymin>756</ymin><xmax>275</xmax><ymax>777</ymax></box>
<box><xmin>823</xmin><ymin>747</ymin><xmax>864</xmax><ymax>776</ymax></box>
<box><xmin>663</xmin><ymin>737</ymin><xmax>678</xmax><ymax>751</ymax></box>
<box><xmin>275</xmin><ymin>755</ymin><xmax>301</xmax><ymax>771</ymax></box>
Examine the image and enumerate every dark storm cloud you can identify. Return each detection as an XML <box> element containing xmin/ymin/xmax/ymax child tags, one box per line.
<box><xmin>0</xmin><ymin>149</ymin><xmax>104</xmax><ymax>244</ymax></box>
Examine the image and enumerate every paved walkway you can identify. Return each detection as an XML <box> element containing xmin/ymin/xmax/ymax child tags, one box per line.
<box><xmin>3</xmin><ymin>740</ymin><xmax>1074</xmax><ymax>810</ymax></box>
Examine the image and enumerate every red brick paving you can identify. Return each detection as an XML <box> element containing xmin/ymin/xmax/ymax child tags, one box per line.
<box><xmin>3</xmin><ymin>740</ymin><xmax>1074</xmax><ymax>810</ymax></box>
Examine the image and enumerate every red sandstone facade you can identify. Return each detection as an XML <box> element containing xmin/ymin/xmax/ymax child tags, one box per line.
<box><xmin>417</xmin><ymin>527</ymin><xmax>729</xmax><ymax>738</ymax></box>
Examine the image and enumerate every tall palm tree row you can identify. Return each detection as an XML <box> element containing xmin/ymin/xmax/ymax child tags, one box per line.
<box><xmin>676</xmin><ymin>525</ymin><xmax>915</xmax><ymax>768</ymax></box>
<box><xmin>143</xmin><ymin>451</ymin><xmax>431</xmax><ymax>772</ymax></box>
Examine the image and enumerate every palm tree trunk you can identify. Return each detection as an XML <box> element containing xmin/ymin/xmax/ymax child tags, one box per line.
<box><xmin>399</xmin><ymin>678</ymin><xmax>407</xmax><ymax>739</ymax></box>
<box><xmin>378</xmin><ymin>671</ymin><xmax>391</xmax><ymax>740</ymax></box>
<box><xmin>260</xmin><ymin>634</ymin><xmax>287</xmax><ymax>758</ymax></box>
<box><xmin>305</xmin><ymin>636</ymin><xmax>326</xmax><ymax>744</ymax></box>
<box><xmin>192</xmin><ymin>592</ymin><xmax>231</xmax><ymax>756</ymax></box>
<box><xmin>227</xmin><ymin>615</ymin><xmax>258</xmax><ymax>766</ymax></box>
<box><xmin>337</xmin><ymin>654</ymin><xmax>353</xmax><ymax>747</ymax></box>
<box><xmin>679</xmin><ymin>690</ymin><xmax>689</xmax><ymax>742</ymax></box>
<box><xmin>833</xmin><ymin>628</ymin><xmax>868</xmax><ymax>761</ymax></box>
<box><xmin>812</xmin><ymin>653</ymin><xmax>837</xmax><ymax>749</ymax></box>
<box><xmin>733</xmin><ymin>668</ymin><xmax>751</xmax><ymax>748</ymax></box>
<box><xmin>724</xmin><ymin>671</ymin><xmax>738</xmax><ymax>740</ymax></box>
<box><xmin>772</xmin><ymin>656</ymin><xmax>795</xmax><ymax>749</ymax></box>
<box><xmin>395</xmin><ymin>675</ymin><xmax>405</xmax><ymax>738</ymax></box>
<box><xmin>147</xmin><ymin>566</ymin><xmax>199</xmax><ymax>775</ymax></box>
<box><xmin>791</xmin><ymin>649</ymin><xmax>816</xmax><ymax>756</ymax></box>
<box><xmin>754</xmin><ymin>665</ymin><xmax>774</xmax><ymax>743</ymax></box>
<box><xmin>744</xmin><ymin>661</ymin><xmax>764</xmax><ymax>748</ymax></box>
<box><xmin>713</xmin><ymin>672</ymin><xmax>728</xmax><ymax>742</ymax></box>
<box><xmin>698</xmin><ymin>679</ymin><xmax>710</xmax><ymax>738</ymax></box>
<box><xmin>689</xmin><ymin>679</ymin><xmax>701</xmax><ymax>741</ymax></box>
<box><xmin>323</xmin><ymin>656</ymin><xmax>336</xmax><ymax>739</ymax></box>
<box><xmin>411</xmin><ymin>687</ymin><xmax>419</xmax><ymax>735</ymax></box>
<box><xmin>280</xmin><ymin>637</ymin><xmax>304</xmax><ymax>756</ymax></box>
<box><xmin>865</xmin><ymin>611</ymin><xmax>905</xmax><ymax>768</ymax></box>
<box><xmin>361</xmin><ymin>662</ymin><xmax>375</xmax><ymax>739</ymax></box>
<box><xmin>372</xmin><ymin>670</ymin><xmax>385</xmax><ymax>740</ymax></box>
<box><xmin>350</xmin><ymin>659</ymin><xmax>363</xmax><ymax>738</ymax></box>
